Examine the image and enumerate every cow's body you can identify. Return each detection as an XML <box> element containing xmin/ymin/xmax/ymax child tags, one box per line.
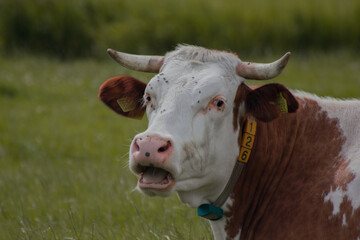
<box><xmin>212</xmin><ymin>92</ymin><xmax>360</xmax><ymax>239</ymax></box>
<box><xmin>99</xmin><ymin>45</ymin><xmax>360</xmax><ymax>239</ymax></box>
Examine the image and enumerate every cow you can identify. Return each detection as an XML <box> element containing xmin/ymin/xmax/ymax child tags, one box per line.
<box><xmin>98</xmin><ymin>45</ymin><xmax>360</xmax><ymax>240</ymax></box>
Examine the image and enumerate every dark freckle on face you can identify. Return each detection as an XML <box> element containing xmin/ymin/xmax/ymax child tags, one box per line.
<box><xmin>199</xmin><ymin>90</ymin><xmax>201</xmax><ymax>94</ymax></box>
<box><xmin>197</xmin><ymin>100</ymin><xmax>200</xmax><ymax>103</ymax></box>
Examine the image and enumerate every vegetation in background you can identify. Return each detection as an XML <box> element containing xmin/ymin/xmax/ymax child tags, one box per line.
<box><xmin>0</xmin><ymin>56</ymin><xmax>212</xmax><ymax>239</ymax></box>
<box><xmin>0</xmin><ymin>0</ymin><xmax>359</xmax><ymax>239</ymax></box>
<box><xmin>0</xmin><ymin>0</ymin><xmax>359</xmax><ymax>59</ymax></box>
<box><xmin>0</xmin><ymin>52</ymin><xmax>359</xmax><ymax>239</ymax></box>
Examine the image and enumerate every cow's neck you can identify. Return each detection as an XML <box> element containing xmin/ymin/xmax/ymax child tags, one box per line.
<box><xmin>218</xmin><ymin>97</ymin><xmax>349</xmax><ymax>240</ymax></box>
<box><xmin>225</xmin><ymin>111</ymin><xmax>300</xmax><ymax>238</ymax></box>
<box><xmin>197</xmin><ymin>117</ymin><xmax>257</xmax><ymax>221</ymax></box>
<box><xmin>208</xmin><ymin>103</ymin><xmax>301</xmax><ymax>239</ymax></box>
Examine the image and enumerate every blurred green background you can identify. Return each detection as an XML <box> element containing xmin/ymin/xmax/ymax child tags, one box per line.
<box><xmin>1</xmin><ymin>0</ymin><xmax>360</xmax><ymax>58</ymax></box>
<box><xmin>0</xmin><ymin>0</ymin><xmax>359</xmax><ymax>239</ymax></box>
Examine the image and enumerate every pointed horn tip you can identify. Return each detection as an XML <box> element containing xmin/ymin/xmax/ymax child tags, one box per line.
<box><xmin>280</xmin><ymin>52</ymin><xmax>292</xmax><ymax>68</ymax></box>
<box><xmin>107</xmin><ymin>48</ymin><xmax>116</xmax><ymax>57</ymax></box>
<box><xmin>283</xmin><ymin>52</ymin><xmax>291</xmax><ymax>61</ymax></box>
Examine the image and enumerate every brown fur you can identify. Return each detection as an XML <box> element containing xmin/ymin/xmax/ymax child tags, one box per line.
<box><xmin>245</xmin><ymin>83</ymin><xmax>299</xmax><ymax>122</ymax></box>
<box><xmin>98</xmin><ymin>75</ymin><xmax>146</xmax><ymax>119</ymax></box>
<box><xmin>226</xmin><ymin>89</ymin><xmax>360</xmax><ymax>239</ymax></box>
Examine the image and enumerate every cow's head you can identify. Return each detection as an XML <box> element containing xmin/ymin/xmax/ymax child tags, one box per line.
<box><xmin>99</xmin><ymin>46</ymin><xmax>298</xmax><ymax>207</ymax></box>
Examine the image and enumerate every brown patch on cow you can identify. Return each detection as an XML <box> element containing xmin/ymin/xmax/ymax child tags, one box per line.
<box><xmin>225</xmin><ymin>98</ymin><xmax>360</xmax><ymax>239</ymax></box>
<box><xmin>98</xmin><ymin>75</ymin><xmax>146</xmax><ymax>119</ymax></box>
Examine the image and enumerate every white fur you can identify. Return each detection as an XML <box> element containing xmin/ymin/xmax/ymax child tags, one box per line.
<box><xmin>295</xmin><ymin>91</ymin><xmax>360</xmax><ymax>215</ymax></box>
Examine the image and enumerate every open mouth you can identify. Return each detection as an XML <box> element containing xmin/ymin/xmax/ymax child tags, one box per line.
<box><xmin>138</xmin><ymin>166</ymin><xmax>175</xmax><ymax>191</ymax></box>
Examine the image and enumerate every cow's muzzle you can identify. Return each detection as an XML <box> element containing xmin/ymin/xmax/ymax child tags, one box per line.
<box><xmin>131</xmin><ymin>136</ymin><xmax>175</xmax><ymax>191</ymax></box>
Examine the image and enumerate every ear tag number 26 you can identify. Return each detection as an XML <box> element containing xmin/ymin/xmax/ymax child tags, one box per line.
<box><xmin>238</xmin><ymin>119</ymin><xmax>256</xmax><ymax>163</ymax></box>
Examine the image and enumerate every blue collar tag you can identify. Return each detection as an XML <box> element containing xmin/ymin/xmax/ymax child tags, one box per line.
<box><xmin>197</xmin><ymin>204</ymin><xmax>223</xmax><ymax>221</ymax></box>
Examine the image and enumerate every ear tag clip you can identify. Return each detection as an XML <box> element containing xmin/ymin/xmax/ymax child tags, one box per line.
<box><xmin>117</xmin><ymin>98</ymin><xmax>137</xmax><ymax>113</ymax></box>
<box><xmin>197</xmin><ymin>204</ymin><xmax>223</xmax><ymax>221</ymax></box>
<box><xmin>276</xmin><ymin>92</ymin><xmax>288</xmax><ymax>113</ymax></box>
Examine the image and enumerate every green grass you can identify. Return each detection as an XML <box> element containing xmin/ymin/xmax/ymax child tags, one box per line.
<box><xmin>0</xmin><ymin>51</ymin><xmax>359</xmax><ymax>239</ymax></box>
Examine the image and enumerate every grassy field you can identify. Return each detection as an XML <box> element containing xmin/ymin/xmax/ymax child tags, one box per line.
<box><xmin>0</xmin><ymin>51</ymin><xmax>359</xmax><ymax>239</ymax></box>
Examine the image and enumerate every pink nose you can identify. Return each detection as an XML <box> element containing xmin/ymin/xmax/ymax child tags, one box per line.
<box><xmin>131</xmin><ymin>136</ymin><xmax>173</xmax><ymax>166</ymax></box>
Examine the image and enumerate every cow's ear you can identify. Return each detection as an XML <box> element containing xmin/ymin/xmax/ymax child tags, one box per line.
<box><xmin>245</xmin><ymin>83</ymin><xmax>298</xmax><ymax>122</ymax></box>
<box><xmin>98</xmin><ymin>75</ymin><xmax>146</xmax><ymax>119</ymax></box>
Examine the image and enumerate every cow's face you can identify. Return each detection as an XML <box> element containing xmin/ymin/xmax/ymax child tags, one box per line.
<box><xmin>99</xmin><ymin>46</ymin><xmax>298</xmax><ymax>207</ymax></box>
<box><xmin>132</xmin><ymin>61</ymin><xmax>243</xmax><ymax>206</ymax></box>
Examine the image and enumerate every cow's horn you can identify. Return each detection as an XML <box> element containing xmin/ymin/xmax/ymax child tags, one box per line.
<box><xmin>236</xmin><ymin>52</ymin><xmax>291</xmax><ymax>80</ymax></box>
<box><xmin>107</xmin><ymin>49</ymin><xmax>164</xmax><ymax>73</ymax></box>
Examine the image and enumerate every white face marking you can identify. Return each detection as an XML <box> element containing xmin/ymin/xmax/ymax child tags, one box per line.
<box><xmin>129</xmin><ymin>46</ymin><xmax>246</xmax><ymax>207</ymax></box>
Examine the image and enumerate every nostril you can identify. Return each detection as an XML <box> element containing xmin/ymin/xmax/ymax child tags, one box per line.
<box><xmin>158</xmin><ymin>146</ymin><xmax>167</xmax><ymax>153</ymax></box>
<box><xmin>158</xmin><ymin>141</ymin><xmax>171</xmax><ymax>153</ymax></box>
<box><xmin>132</xmin><ymin>139</ymin><xmax>140</xmax><ymax>152</ymax></box>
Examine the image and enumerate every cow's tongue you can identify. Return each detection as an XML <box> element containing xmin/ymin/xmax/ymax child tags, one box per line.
<box><xmin>142</xmin><ymin>167</ymin><xmax>169</xmax><ymax>184</ymax></box>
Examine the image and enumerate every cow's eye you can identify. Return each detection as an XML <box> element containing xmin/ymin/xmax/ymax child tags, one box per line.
<box><xmin>209</xmin><ymin>96</ymin><xmax>226</xmax><ymax>111</ymax></box>
<box><xmin>145</xmin><ymin>94</ymin><xmax>152</xmax><ymax>103</ymax></box>
<box><xmin>215</xmin><ymin>99</ymin><xmax>224</xmax><ymax>108</ymax></box>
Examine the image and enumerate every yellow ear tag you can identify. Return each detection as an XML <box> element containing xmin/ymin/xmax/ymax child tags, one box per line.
<box><xmin>238</xmin><ymin>118</ymin><xmax>257</xmax><ymax>163</ymax></box>
<box><xmin>117</xmin><ymin>98</ymin><xmax>137</xmax><ymax>113</ymax></box>
<box><xmin>276</xmin><ymin>92</ymin><xmax>288</xmax><ymax>113</ymax></box>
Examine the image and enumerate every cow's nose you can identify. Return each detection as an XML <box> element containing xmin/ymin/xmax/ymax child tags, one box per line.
<box><xmin>131</xmin><ymin>136</ymin><xmax>173</xmax><ymax>166</ymax></box>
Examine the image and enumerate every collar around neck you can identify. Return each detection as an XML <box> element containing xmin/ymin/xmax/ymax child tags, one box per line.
<box><xmin>197</xmin><ymin>117</ymin><xmax>257</xmax><ymax>221</ymax></box>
